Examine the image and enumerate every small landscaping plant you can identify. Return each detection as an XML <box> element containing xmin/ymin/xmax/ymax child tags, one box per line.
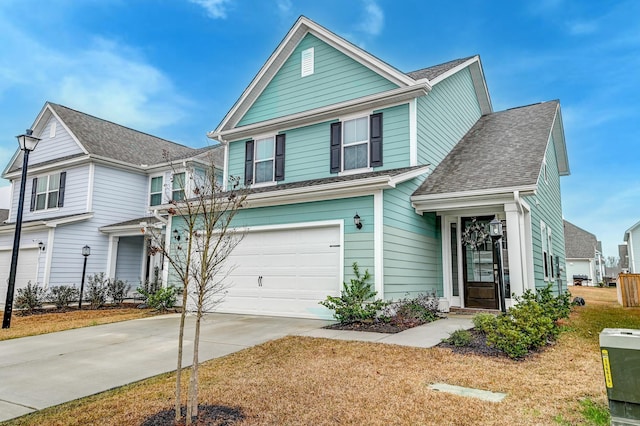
<box><xmin>138</xmin><ymin>285</ymin><xmax>178</xmax><ymax>311</ymax></box>
<box><xmin>107</xmin><ymin>278</ymin><xmax>131</xmax><ymax>305</ymax></box>
<box><xmin>520</xmin><ymin>283</ymin><xmax>571</xmax><ymax>322</ymax></box>
<box><xmin>86</xmin><ymin>273</ymin><xmax>109</xmax><ymax>309</ymax></box>
<box><xmin>15</xmin><ymin>281</ymin><xmax>46</xmax><ymax>313</ymax></box>
<box><xmin>381</xmin><ymin>292</ymin><xmax>440</xmax><ymax>328</ymax></box>
<box><xmin>472</xmin><ymin>313</ymin><xmax>497</xmax><ymax>334</ymax></box>
<box><xmin>444</xmin><ymin>329</ymin><xmax>472</xmax><ymax>347</ymax></box>
<box><xmin>319</xmin><ymin>262</ymin><xmax>387</xmax><ymax>324</ymax></box>
<box><xmin>48</xmin><ymin>285</ymin><xmax>79</xmax><ymax>310</ymax></box>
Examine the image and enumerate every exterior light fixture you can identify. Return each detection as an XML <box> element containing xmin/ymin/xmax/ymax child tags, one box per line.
<box><xmin>3</xmin><ymin>129</ymin><xmax>41</xmax><ymax>329</ymax></box>
<box><xmin>489</xmin><ymin>216</ymin><xmax>506</xmax><ymax>313</ymax></box>
<box><xmin>354</xmin><ymin>213</ymin><xmax>362</xmax><ymax>230</ymax></box>
<box><xmin>38</xmin><ymin>241</ymin><xmax>45</xmax><ymax>252</ymax></box>
<box><xmin>173</xmin><ymin>229</ymin><xmax>180</xmax><ymax>241</ymax></box>
<box><xmin>78</xmin><ymin>245</ymin><xmax>91</xmax><ymax>309</ymax></box>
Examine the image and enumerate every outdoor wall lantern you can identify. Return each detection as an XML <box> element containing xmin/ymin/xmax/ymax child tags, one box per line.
<box><xmin>173</xmin><ymin>229</ymin><xmax>180</xmax><ymax>241</ymax></box>
<box><xmin>38</xmin><ymin>241</ymin><xmax>45</xmax><ymax>252</ymax></box>
<box><xmin>353</xmin><ymin>213</ymin><xmax>362</xmax><ymax>230</ymax></box>
<box><xmin>2</xmin><ymin>129</ymin><xmax>41</xmax><ymax>329</ymax></box>
<box><xmin>78</xmin><ymin>245</ymin><xmax>91</xmax><ymax>309</ymax></box>
<box><xmin>489</xmin><ymin>217</ymin><xmax>506</xmax><ymax>313</ymax></box>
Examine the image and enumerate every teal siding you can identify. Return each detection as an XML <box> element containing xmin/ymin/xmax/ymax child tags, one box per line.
<box><xmin>383</xmin><ymin>178</ymin><xmax>443</xmax><ymax>299</ymax></box>
<box><xmin>228</xmin><ymin>104</ymin><xmax>410</xmax><ymax>184</ymax></box>
<box><xmin>524</xmin><ymin>133</ymin><xmax>567</xmax><ymax>291</ymax></box>
<box><xmin>416</xmin><ymin>68</ymin><xmax>481</xmax><ymax>167</ymax></box>
<box><xmin>229</xmin><ymin>196</ymin><xmax>375</xmax><ymax>282</ymax></box>
<box><xmin>238</xmin><ymin>33</ymin><xmax>399</xmax><ymax>126</ymax></box>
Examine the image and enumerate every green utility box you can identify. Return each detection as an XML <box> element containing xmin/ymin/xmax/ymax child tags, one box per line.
<box><xmin>600</xmin><ymin>329</ymin><xmax>640</xmax><ymax>425</ymax></box>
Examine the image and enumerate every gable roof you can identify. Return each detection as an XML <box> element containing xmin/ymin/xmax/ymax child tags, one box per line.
<box><xmin>564</xmin><ymin>220</ymin><xmax>598</xmax><ymax>259</ymax></box>
<box><xmin>210</xmin><ymin>16</ymin><xmax>491</xmax><ymax>139</ymax></box>
<box><xmin>5</xmin><ymin>103</ymin><xmax>223</xmax><ymax>175</ymax></box>
<box><xmin>412</xmin><ymin>100</ymin><xmax>565</xmax><ymax>197</ymax></box>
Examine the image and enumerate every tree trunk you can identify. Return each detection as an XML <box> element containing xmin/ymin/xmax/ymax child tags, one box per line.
<box><xmin>186</xmin><ymin>293</ymin><xmax>203</xmax><ymax>424</ymax></box>
<box><xmin>174</xmin><ymin>285</ymin><xmax>189</xmax><ymax>423</ymax></box>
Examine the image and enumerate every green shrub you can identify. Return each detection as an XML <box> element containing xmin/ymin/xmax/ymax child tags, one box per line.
<box><xmin>85</xmin><ymin>273</ymin><xmax>108</xmax><ymax>309</ymax></box>
<box><xmin>472</xmin><ymin>313</ymin><xmax>497</xmax><ymax>334</ymax></box>
<box><xmin>107</xmin><ymin>278</ymin><xmax>131</xmax><ymax>305</ymax></box>
<box><xmin>139</xmin><ymin>266</ymin><xmax>162</xmax><ymax>296</ymax></box>
<box><xmin>319</xmin><ymin>262</ymin><xmax>387</xmax><ymax>324</ymax></box>
<box><xmin>444</xmin><ymin>329</ymin><xmax>473</xmax><ymax>347</ymax></box>
<box><xmin>520</xmin><ymin>284</ymin><xmax>571</xmax><ymax>322</ymax></box>
<box><xmin>15</xmin><ymin>282</ymin><xmax>46</xmax><ymax>312</ymax></box>
<box><xmin>138</xmin><ymin>286</ymin><xmax>178</xmax><ymax>311</ymax></box>
<box><xmin>486</xmin><ymin>300</ymin><xmax>555</xmax><ymax>358</ymax></box>
<box><xmin>48</xmin><ymin>285</ymin><xmax>79</xmax><ymax>309</ymax></box>
<box><xmin>381</xmin><ymin>292</ymin><xmax>440</xmax><ymax>327</ymax></box>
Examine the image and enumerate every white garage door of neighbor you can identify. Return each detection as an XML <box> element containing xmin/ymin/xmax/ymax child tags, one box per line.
<box><xmin>0</xmin><ymin>248</ymin><xmax>40</xmax><ymax>307</ymax></box>
<box><xmin>217</xmin><ymin>225</ymin><xmax>341</xmax><ymax>320</ymax></box>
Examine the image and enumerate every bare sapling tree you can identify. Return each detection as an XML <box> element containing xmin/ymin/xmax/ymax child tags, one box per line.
<box><xmin>144</xmin><ymin>149</ymin><xmax>247</xmax><ymax>425</ymax></box>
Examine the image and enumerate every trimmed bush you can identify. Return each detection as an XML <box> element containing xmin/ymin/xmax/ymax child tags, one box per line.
<box><xmin>472</xmin><ymin>313</ymin><xmax>497</xmax><ymax>334</ymax></box>
<box><xmin>48</xmin><ymin>285</ymin><xmax>79</xmax><ymax>310</ymax></box>
<box><xmin>107</xmin><ymin>278</ymin><xmax>131</xmax><ymax>305</ymax></box>
<box><xmin>445</xmin><ymin>329</ymin><xmax>473</xmax><ymax>347</ymax></box>
<box><xmin>85</xmin><ymin>273</ymin><xmax>108</xmax><ymax>309</ymax></box>
<box><xmin>381</xmin><ymin>292</ymin><xmax>440</xmax><ymax>327</ymax></box>
<box><xmin>138</xmin><ymin>286</ymin><xmax>178</xmax><ymax>311</ymax></box>
<box><xmin>520</xmin><ymin>283</ymin><xmax>571</xmax><ymax>322</ymax></box>
<box><xmin>15</xmin><ymin>282</ymin><xmax>46</xmax><ymax>312</ymax></box>
<box><xmin>319</xmin><ymin>262</ymin><xmax>387</xmax><ymax>324</ymax></box>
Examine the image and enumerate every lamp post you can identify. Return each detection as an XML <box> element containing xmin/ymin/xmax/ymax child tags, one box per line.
<box><xmin>2</xmin><ymin>130</ymin><xmax>41</xmax><ymax>329</ymax></box>
<box><xmin>489</xmin><ymin>217</ymin><xmax>507</xmax><ymax>314</ymax></box>
<box><xmin>78</xmin><ymin>245</ymin><xmax>91</xmax><ymax>309</ymax></box>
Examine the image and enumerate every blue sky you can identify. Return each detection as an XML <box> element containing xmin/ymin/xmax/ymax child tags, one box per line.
<box><xmin>0</xmin><ymin>0</ymin><xmax>638</xmax><ymax>259</ymax></box>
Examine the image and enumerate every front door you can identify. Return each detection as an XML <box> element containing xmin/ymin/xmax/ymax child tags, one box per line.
<box><xmin>461</xmin><ymin>216</ymin><xmax>498</xmax><ymax>309</ymax></box>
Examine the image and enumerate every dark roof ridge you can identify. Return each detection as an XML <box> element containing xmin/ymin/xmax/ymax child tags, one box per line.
<box><xmin>405</xmin><ymin>55</ymin><xmax>477</xmax><ymax>77</ymax></box>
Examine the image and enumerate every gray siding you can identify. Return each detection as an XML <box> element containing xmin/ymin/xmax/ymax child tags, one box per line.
<box><xmin>28</xmin><ymin>115</ymin><xmax>84</xmax><ymax>165</ymax></box>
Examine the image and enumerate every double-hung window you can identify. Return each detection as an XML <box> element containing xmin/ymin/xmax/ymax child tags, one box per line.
<box><xmin>172</xmin><ymin>172</ymin><xmax>185</xmax><ymax>202</ymax></box>
<box><xmin>30</xmin><ymin>172</ymin><xmax>66</xmax><ymax>211</ymax></box>
<box><xmin>149</xmin><ymin>176</ymin><xmax>163</xmax><ymax>206</ymax></box>
<box><xmin>541</xmin><ymin>221</ymin><xmax>552</xmax><ymax>281</ymax></box>
<box><xmin>244</xmin><ymin>134</ymin><xmax>286</xmax><ymax>186</ymax></box>
<box><xmin>330</xmin><ymin>113</ymin><xmax>382</xmax><ymax>174</ymax></box>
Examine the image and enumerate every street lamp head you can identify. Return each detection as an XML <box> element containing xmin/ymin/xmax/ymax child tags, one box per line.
<box><xmin>82</xmin><ymin>245</ymin><xmax>91</xmax><ymax>257</ymax></box>
<box><xmin>16</xmin><ymin>129</ymin><xmax>41</xmax><ymax>152</ymax></box>
<box><xmin>489</xmin><ymin>217</ymin><xmax>503</xmax><ymax>238</ymax></box>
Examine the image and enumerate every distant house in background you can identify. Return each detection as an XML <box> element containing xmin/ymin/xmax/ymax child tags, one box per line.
<box><xmin>619</xmin><ymin>244</ymin><xmax>629</xmax><ymax>273</ymax></box>
<box><xmin>0</xmin><ymin>209</ymin><xmax>8</xmax><ymax>224</ymax></box>
<box><xmin>0</xmin><ymin>102</ymin><xmax>222</xmax><ymax>306</ymax></box>
<box><xmin>623</xmin><ymin>220</ymin><xmax>640</xmax><ymax>273</ymax></box>
<box><xmin>564</xmin><ymin>220</ymin><xmax>604</xmax><ymax>286</ymax></box>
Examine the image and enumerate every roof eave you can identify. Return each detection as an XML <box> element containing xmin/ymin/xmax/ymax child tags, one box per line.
<box><xmin>411</xmin><ymin>185</ymin><xmax>537</xmax><ymax>213</ymax></box>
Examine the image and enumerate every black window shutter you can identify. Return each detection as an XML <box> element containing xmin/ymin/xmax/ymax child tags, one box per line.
<box><xmin>330</xmin><ymin>122</ymin><xmax>342</xmax><ymax>173</ymax></box>
<box><xmin>275</xmin><ymin>134</ymin><xmax>286</xmax><ymax>181</ymax></box>
<box><xmin>370</xmin><ymin>112</ymin><xmax>383</xmax><ymax>167</ymax></box>
<box><xmin>58</xmin><ymin>172</ymin><xmax>66</xmax><ymax>207</ymax></box>
<box><xmin>244</xmin><ymin>140</ymin><xmax>254</xmax><ymax>186</ymax></box>
<box><xmin>30</xmin><ymin>177</ymin><xmax>37</xmax><ymax>211</ymax></box>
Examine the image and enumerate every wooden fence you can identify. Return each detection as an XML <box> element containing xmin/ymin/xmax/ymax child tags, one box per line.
<box><xmin>617</xmin><ymin>274</ymin><xmax>640</xmax><ymax>307</ymax></box>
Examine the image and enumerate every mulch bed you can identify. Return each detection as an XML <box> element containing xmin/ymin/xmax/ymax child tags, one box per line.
<box><xmin>436</xmin><ymin>329</ymin><xmax>505</xmax><ymax>357</ymax></box>
<box><xmin>141</xmin><ymin>404</ymin><xmax>245</xmax><ymax>426</ymax></box>
<box><xmin>14</xmin><ymin>302</ymin><xmax>161</xmax><ymax>317</ymax></box>
<box><xmin>324</xmin><ymin>316</ymin><xmax>442</xmax><ymax>334</ymax></box>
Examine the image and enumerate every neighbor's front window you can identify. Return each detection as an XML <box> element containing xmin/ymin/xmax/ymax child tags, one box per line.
<box><xmin>254</xmin><ymin>136</ymin><xmax>275</xmax><ymax>183</ymax></box>
<box><xmin>149</xmin><ymin>176</ymin><xmax>163</xmax><ymax>206</ymax></box>
<box><xmin>343</xmin><ymin>116</ymin><xmax>369</xmax><ymax>170</ymax></box>
<box><xmin>172</xmin><ymin>172</ymin><xmax>185</xmax><ymax>201</ymax></box>
<box><xmin>35</xmin><ymin>173</ymin><xmax>60</xmax><ymax>210</ymax></box>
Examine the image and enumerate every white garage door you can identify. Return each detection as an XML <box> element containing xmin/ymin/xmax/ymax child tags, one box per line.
<box><xmin>216</xmin><ymin>225</ymin><xmax>341</xmax><ymax>319</ymax></box>
<box><xmin>0</xmin><ymin>248</ymin><xmax>40</xmax><ymax>307</ymax></box>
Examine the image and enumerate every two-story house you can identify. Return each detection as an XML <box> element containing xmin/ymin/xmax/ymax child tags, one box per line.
<box><xmin>177</xmin><ymin>16</ymin><xmax>570</xmax><ymax>320</ymax></box>
<box><xmin>0</xmin><ymin>102</ymin><xmax>222</xmax><ymax>306</ymax></box>
<box><xmin>564</xmin><ymin>220</ymin><xmax>605</xmax><ymax>286</ymax></box>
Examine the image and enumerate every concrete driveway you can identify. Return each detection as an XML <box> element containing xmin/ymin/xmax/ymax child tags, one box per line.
<box><xmin>0</xmin><ymin>313</ymin><xmax>330</xmax><ymax>422</ymax></box>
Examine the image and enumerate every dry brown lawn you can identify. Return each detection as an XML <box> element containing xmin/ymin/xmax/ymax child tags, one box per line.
<box><xmin>569</xmin><ymin>285</ymin><xmax>618</xmax><ymax>305</ymax></box>
<box><xmin>0</xmin><ymin>307</ymin><xmax>163</xmax><ymax>341</ymax></box>
<box><xmin>4</xmin><ymin>287</ymin><xmax>640</xmax><ymax>426</ymax></box>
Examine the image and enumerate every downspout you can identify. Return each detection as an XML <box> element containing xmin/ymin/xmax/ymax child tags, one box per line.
<box><xmin>152</xmin><ymin>209</ymin><xmax>168</xmax><ymax>224</ymax></box>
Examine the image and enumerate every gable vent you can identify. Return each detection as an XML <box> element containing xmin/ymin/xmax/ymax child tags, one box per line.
<box><xmin>301</xmin><ymin>47</ymin><xmax>314</xmax><ymax>77</ymax></box>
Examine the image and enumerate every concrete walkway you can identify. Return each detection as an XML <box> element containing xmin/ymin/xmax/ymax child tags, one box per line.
<box><xmin>0</xmin><ymin>313</ymin><xmax>473</xmax><ymax>422</ymax></box>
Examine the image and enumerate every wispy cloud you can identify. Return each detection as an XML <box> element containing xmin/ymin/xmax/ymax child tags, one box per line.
<box><xmin>189</xmin><ymin>0</ymin><xmax>232</xmax><ymax>19</ymax></box>
<box><xmin>277</xmin><ymin>0</ymin><xmax>292</xmax><ymax>16</ymax></box>
<box><xmin>0</xmin><ymin>15</ymin><xmax>189</xmax><ymax>133</ymax></box>
<box><xmin>358</xmin><ymin>0</ymin><xmax>384</xmax><ymax>37</ymax></box>
<box><xmin>566</xmin><ymin>20</ymin><xmax>598</xmax><ymax>35</ymax></box>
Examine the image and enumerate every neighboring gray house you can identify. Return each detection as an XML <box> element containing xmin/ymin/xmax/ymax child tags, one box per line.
<box><xmin>564</xmin><ymin>220</ymin><xmax>604</xmax><ymax>286</ymax></box>
<box><xmin>623</xmin><ymin>220</ymin><xmax>640</xmax><ymax>273</ymax></box>
<box><xmin>0</xmin><ymin>102</ymin><xmax>222</xmax><ymax>305</ymax></box>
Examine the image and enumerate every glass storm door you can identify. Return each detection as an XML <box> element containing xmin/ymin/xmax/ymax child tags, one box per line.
<box><xmin>461</xmin><ymin>217</ymin><xmax>498</xmax><ymax>309</ymax></box>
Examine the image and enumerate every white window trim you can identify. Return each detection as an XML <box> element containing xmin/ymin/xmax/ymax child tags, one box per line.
<box><xmin>540</xmin><ymin>221</ymin><xmax>549</xmax><ymax>281</ymax></box>
<box><xmin>171</xmin><ymin>171</ymin><xmax>187</xmax><ymax>202</ymax></box>
<box><xmin>301</xmin><ymin>47</ymin><xmax>314</xmax><ymax>77</ymax></box>
<box><xmin>341</xmin><ymin>115</ymin><xmax>370</xmax><ymax>173</ymax></box>
<box><xmin>253</xmin><ymin>135</ymin><xmax>276</xmax><ymax>185</ymax></box>
<box><xmin>547</xmin><ymin>226</ymin><xmax>554</xmax><ymax>280</ymax></box>
<box><xmin>149</xmin><ymin>174</ymin><xmax>164</xmax><ymax>206</ymax></box>
<box><xmin>34</xmin><ymin>173</ymin><xmax>61</xmax><ymax>212</ymax></box>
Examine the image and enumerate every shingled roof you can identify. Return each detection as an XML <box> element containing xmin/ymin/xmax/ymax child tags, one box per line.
<box><xmin>48</xmin><ymin>103</ymin><xmax>219</xmax><ymax>167</ymax></box>
<box><xmin>413</xmin><ymin>100</ymin><xmax>559</xmax><ymax>196</ymax></box>
<box><xmin>406</xmin><ymin>56</ymin><xmax>476</xmax><ymax>81</ymax></box>
<box><xmin>564</xmin><ymin>220</ymin><xmax>598</xmax><ymax>259</ymax></box>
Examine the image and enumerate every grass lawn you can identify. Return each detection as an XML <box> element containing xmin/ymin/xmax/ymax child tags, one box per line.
<box><xmin>0</xmin><ymin>306</ymin><xmax>164</xmax><ymax>341</ymax></box>
<box><xmin>3</xmin><ymin>287</ymin><xmax>640</xmax><ymax>425</ymax></box>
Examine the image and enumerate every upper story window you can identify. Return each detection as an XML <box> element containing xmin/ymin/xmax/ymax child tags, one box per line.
<box><xmin>330</xmin><ymin>113</ymin><xmax>383</xmax><ymax>174</ymax></box>
<box><xmin>150</xmin><ymin>176</ymin><xmax>163</xmax><ymax>206</ymax></box>
<box><xmin>244</xmin><ymin>135</ymin><xmax>285</xmax><ymax>186</ymax></box>
<box><xmin>30</xmin><ymin>172</ymin><xmax>66</xmax><ymax>211</ymax></box>
<box><xmin>172</xmin><ymin>172</ymin><xmax>185</xmax><ymax>202</ymax></box>
<box><xmin>541</xmin><ymin>221</ymin><xmax>553</xmax><ymax>281</ymax></box>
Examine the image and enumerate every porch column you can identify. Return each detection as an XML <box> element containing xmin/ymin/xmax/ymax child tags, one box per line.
<box><xmin>105</xmin><ymin>235</ymin><xmax>119</xmax><ymax>279</ymax></box>
<box><xmin>504</xmin><ymin>202</ymin><xmax>525</xmax><ymax>300</ymax></box>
